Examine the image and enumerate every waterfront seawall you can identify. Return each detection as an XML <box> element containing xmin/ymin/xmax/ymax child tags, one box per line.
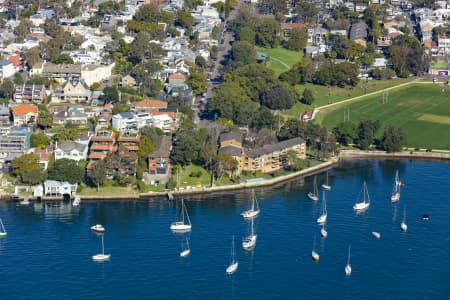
<box><xmin>339</xmin><ymin>150</ymin><xmax>450</xmax><ymax>160</ymax></box>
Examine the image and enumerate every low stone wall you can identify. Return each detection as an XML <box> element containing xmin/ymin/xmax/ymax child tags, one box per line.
<box><xmin>339</xmin><ymin>150</ymin><xmax>450</xmax><ymax>160</ymax></box>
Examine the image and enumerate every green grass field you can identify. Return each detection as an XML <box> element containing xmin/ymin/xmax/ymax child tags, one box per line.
<box><xmin>284</xmin><ymin>78</ymin><xmax>415</xmax><ymax>117</ymax></box>
<box><xmin>320</xmin><ymin>84</ymin><xmax>450</xmax><ymax>150</ymax></box>
<box><xmin>256</xmin><ymin>46</ymin><xmax>303</xmax><ymax>76</ymax></box>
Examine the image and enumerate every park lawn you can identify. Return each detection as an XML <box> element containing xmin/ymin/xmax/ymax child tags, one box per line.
<box><xmin>283</xmin><ymin>77</ymin><xmax>416</xmax><ymax>117</ymax></box>
<box><xmin>79</xmin><ymin>185</ymin><xmax>138</xmax><ymax>197</ymax></box>
<box><xmin>320</xmin><ymin>84</ymin><xmax>450</xmax><ymax>150</ymax></box>
<box><xmin>175</xmin><ymin>164</ymin><xmax>235</xmax><ymax>188</ymax></box>
<box><xmin>256</xmin><ymin>46</ymin><xmax>303</xmax><ymax>76</ymax></box>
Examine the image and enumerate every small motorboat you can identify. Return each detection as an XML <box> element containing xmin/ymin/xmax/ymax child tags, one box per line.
<box><xmin>371</xmin><ymin>231</ymin><xmax>381</xmax><ymax>239</ymax></box>
<box><xmin>91</xmin><ymin>224</ymin><xmax>105</xmax><ymax>233</ymax></box>
<box><xmin>311</xmin><ymin>251</ymin><xmax>320</xmax><ymax>262</ymax></box>
<box><xmin>422</xmin><ymin>214</ymin><xmax>429</xmax><ymax>221</ymax></box>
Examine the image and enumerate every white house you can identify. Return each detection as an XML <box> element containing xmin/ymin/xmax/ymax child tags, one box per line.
<box><xmin>0</xmin><ymin>59</ymin><xmax>16</xmax><ymax>79</ymax></box>
<box><xmin>112</xmin><ymin>112</ymin><xmax>138</xmax><ymax>131</ymax></box>
<box><xmin>81</xmin><ymin>63</ymin><xmax>114</xmax><ymax>86</ymax></box>
<box><xmin>43</xmin><ymin>180</ymin><xmax>78</xmax><ymax>196</ymax></box>
<box><xmin>153</xmin><ymin>114</ymin><xmax>175</xmax><ymax>132</ymax></box>
<box><xmin>54</xmin><ymin>140</ymin><xmax>88</xmax><ymax>162</ymax></box>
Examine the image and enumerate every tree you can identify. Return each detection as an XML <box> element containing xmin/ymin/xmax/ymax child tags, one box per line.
<box><xmin>112</xmin><ymin>103</ymin><xmax>130</xmax><ymax>115</ymax></box>
<box><xmin>381</xmin><ymin>125</ymin><xmax>407</xmax><ymax>152</ymax></box>
<box><xmin>261</xmin><ymin>84</ymin><xmax>296</xmax><ymax>110</ymax></box>
<box><xmin>48</xmin><ymin>159</ymin><xmax>84</xmax><ymax>184</ymax></box>
<box><xmin>195</xmin><ymin>56</ymin><xmax>207</xmax><ymax>69</ymax></box>
<box><xmin>37</xmin><ymin>110</ymin><xmax>53</xmax><ymax>129</ymax></box>
<box><xmin>231</xmin><ymin>41</ymin><xmax>257</xmax><ymax>66</ymax></box>
<box><xmin>287</xmin><ymin>150</ymin><xmax>308</xmax><ymax>171</ymax></box>
<box><xmin>285</xmin><ymin>28</ymin><xmax>308</xmax><ymax>51</ymax></box>
<box><xmin>255</xmin><ymin>19</ymin><xmax>281</xmax><ymax>48</ymax></box>
<box><xmin>12</xmin><ymin>153</ymin><xmax>40</xmax><ymax>183</ymax></box>
<box><xmin>301</xmin><ymin>88</ymin><xmax>314</xmax><ymax>105</ymax></box>
<box><xmin>259</xmin><ymin>0</ymin><xmax>288</xmax><ymax>14</ymax></box>
<box><xmin>171</xmin><ymin>119</ymin><xmax>203</xmax><ymax>166</ymax></box>
<box><xmin>238</xmin><ymin>26</ymin><xmax>256</xmax><ymax>44</ymax></box>
<box><xmin>30</xmin><ymin>132</ymin><xmax>50</xmax><ymax>148</ymax></box>
<box><xmin>88</xmin><ymin>160</ymin><xmax>107</xmax><ymax>191</ymax></box>
<box><xmin>357</xmin><ymin>120</ymin><xmax>380</xmax><ymax>150</ymax></box>
<box><xmin>22</xmin><ymin>168</ymin><xmax>47</xmax><ymax>185</ymax></box>
<box><xmin>103</xmin><ymin>86</ymin><xmax>119</xmax><ymax>103</ymax></box>
<box><xmin>215</xmin><ymin>154</ymin><xmax>238</xmax><ymax>179</ymax></box>
<box><xmin>333</xmin><ymin>121</ymin><xmax>357</xmax><ymax>145</ymax></box>
<box><xmin>175</xmin><ymin>9</ymin><xmax>194</xmax><ymax>29</ymax></box>
<box><xmin>13</xmin><ymin>19</ymin><xmax>33</xmax><ymax>42</ymax></box>
<box><xmin>187</xmin><ymin>72</ymin><xmax>208</xmax><ymax>95</ymax></box>
<box><xmin>389</xmin><ymin>35</ymin><xmax>424</xmax><ymax>77</ymax></box>
<box><xmin>54</xmin><ymin>54</ymin><xmax>74</xmax><ymax>64</ymax></box>
<box><xmin>295</xmin><ymin>2</ymin><xmax>318</xmax><ymax>24</ymax></box>
<box><xmin>0</xmin><ymin>79</ymin><xmax>14</xmax><ymax>99</ymax></box>
<box><xmin>134</xmin><ymin>4</ymin><xmax>161</xmax><ymax>23</ymax></box>
<box><xmin>22</xmin><ymin>47</ymin><xmax>41</xmax><ymax>68</ymax></box>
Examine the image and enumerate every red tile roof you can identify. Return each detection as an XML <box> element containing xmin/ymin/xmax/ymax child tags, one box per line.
<box><xmin>11</xmin><ymin>104</ymin><xmax>38</xmax><ymax>116</ymax></box>
<box><xmin>134</xmin><ymin>99</ymin><xmax>167</xmax><ymax>109</ymax></box>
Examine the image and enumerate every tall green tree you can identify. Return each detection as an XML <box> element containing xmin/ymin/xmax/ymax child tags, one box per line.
<box><xmin>48</xmin><ymin>159</ymin><xmax>84</xmax><ymax>184</ymax></box>
<box><xmin>231</xmin><ymin>41</ymin><xmax>257</xmax><ymax>66</ymax></box>
<box><xmin>381</xmin><ymin>125</ymin><xmax>407</xmax><ymax>152</ymax></box>
<box><xmin>88</xmin><ymin>160</ymin><xmax>107</xmax><ymax>191</ymax></box>
<box><xmin>285</xmin><ymin>28</ymin><xmax>308</xmax><ymax>51</ymax></box>
<box><xmin>187</xmin><ymin>72</ymin><xmax>208</xmax><ymax>95</ymax></box>
<box><xmin>12</xmin><ymin>153</ymin><xmax>40</xmax><ymax>183</ymax></box>
<box><xmin>30</xmin><ymin>132</ymin><xmax>50</xmax><ymax>148</ymax></box>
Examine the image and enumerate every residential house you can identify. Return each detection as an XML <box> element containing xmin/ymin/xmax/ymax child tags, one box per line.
<box><xmin>52</xmin><ymin>105</ymin><xmax>88</xmax><ymax>125</ymax></box>
<box><xmin>350</xmin><ymin>22</ymin><xmax>368</xmax><ymax>47</ymax></box>
<box><xmin>168</xmin><ymin>73</ymin><xmax>186</xmax><ymax>85</ymax></box>
<box><xmin>218</xmin><ymin>131</ymin><xmax>244</xmax><ymax>175</ymax></box>
<box><xmin>166</xmin><ymin>83</ymin><xmax>195</xmax><ymax>105</ymax></box>
<box><xmin>100</xmin><ymin>15</ymin><xmax>118</xmax><ymax>31</ymax></box>
<box><xmin>81</xmin><ymin>63</ymin><xmax>114</xmax><ymax>86</ymax></box>
<box><xmin>117</xmin><ymin>131</ymin><xmax>140</xmax><ymax>153</ymax></box>
<box><xmin>244</xmin><ymin>137</ymin><xmax>306</xmax><ymax>173</ymax></box>
<box><xmin>53</xmin><ymin>79</ymin><xmax>91</xmax><ymax>103</ymax></box>
<box><xmin>42</xmin><ymin>180</ymin><xmax>77</xmax><ymax>197</ymax></box>
<box><xmin>300</xmin><ymin>111</ymin><xmax>313</xmax><ymax>122</ymax></box>
<box><xmin>35</xmin><ymin>145</ymin><xmax>54</xmax><ymax>170</ymax></box>
<box><xmin>0</xmin><ymin>104</ymin><xmax>10</xmax><ymax>124</ymax></box>
<box><xmin>280</xmin><ymin>23</ymin><xmax>306</xmax><ymax>40</ymax></box>
<box><xmin>42</xmin><ymin>62</ymin><xmax>81</xmax><ymax>82</ymax></box>
<box><xmin>11</xmin><ymin>103</ymin><xmax>38</xmax><ymax>126</ymax></box>
<box><xmin>96</xmin><ymin>108</ymin><xmax>112</xmax><ymax>129</ymax></box>
<box><xmin>54</xmin><ymin>140</ymin><xmax>89</xmax><ymax>162</ymax></box>
<box><xmin>0</xmin><ymin>126</ymin><xmax>32</xmax><ymax>156</ymax></box>
<box><xmin>87</xmin><ymin>130</ymin><xmax>117</xmax><ymax>168</ymax></box>
<box><xmin>420</xmin><ymin>20</ymin><xmax>436</xmax><ymax>43</ymax></box>
<box><xmin>0</xmin><ymin>59</ymin><xmax>16</xmax><ymax>79</ymax></box>
<box><xmin>120</xmin><ymin>74</ymin><xmax>137</xmax><ymax>88</ymax></box>
<box><xmin>438</xmin><ymin>36</ymin><xmax>450</xmax><ymax>56</ymax></box>
<box><xmin>131</xmin><ymin>99</ymin><xmax>168</xmax><ymax>113</ymax></box>
<box><xmin>147</xmin><ymin>135</ymin><xmax>172</xmax><ymax>184</ymax></box>
<box><xmin>307</xmin><ymin>28</ymin><xmax>327</xmax><ymax>46</ymax></box>
<box><xmin>112</xmin><ymin>112</ymin><xmax>138</xmax><ymax>131</ymax></box>
<box><xmin>14</xmin><ymin>84</ymin><xmax>46</xmax><ymax>103</ymax></box>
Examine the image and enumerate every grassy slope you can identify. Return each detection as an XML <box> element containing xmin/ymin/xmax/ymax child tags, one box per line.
<box><xmin>256</xmin><ymin>46</ymin><xmax>303</xmax><ymax>77</ymax></box>
<box><xmin>284</xmin><ymin>78</ymin><xmax>415</xmax><ymax>117</ymax></box>
<box><xmin>320</xmin><ymin>84</ymin><xmax>450</xmax><ymax>150</ymax></box>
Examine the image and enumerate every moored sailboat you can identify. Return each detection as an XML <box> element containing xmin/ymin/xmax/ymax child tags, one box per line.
<box><xmin>226</xmin><ymin>236</ymin><xmax>238</xmax><ymax>275</ymax></box>
<box><xmin>321</xmin><ymin>171</ymin><xmax>331</xmax><ymax>190</ymax></box>
<box><xmin>353</xmin><ymin>182</ymin><xmax>370</xmax><ymax>211</ymax></box>
<box><xmin>170</xmin><ymin>199</ymin><xmax>192</xmax><ymax>232</ymax></box>
<box><xmin>241</xmin><ymin>190</ymin><xmax>260</xmax><ymax>219</ymax></box>
<box><xmin>401</xmin><ymin>206</ymin><xmax>408</xmax><ymax>232</ymax></box>
<box><xmin>345</xmin><ymin>245</ymin><xmax>352</xmax><ymax>276</ymax></box>
<box><xmin>180</xmin><ymin>237</ymin><xmax>190</xmax><ymax>257</ymax></box>
<box><xmin>0</xmin><ymin>218</ymin><xmax>7</xmax><ymax>237</ymax></box>
<box><xmin>391</xmin><ymin>170</ymin><xmax>401</xmax><ymax>202</ymax></box>
<box><xmin>92</xmin><ymin>234</ymin><xmax>110</xmax><ymax>261</ymax></box>
<box><xmin>242</xmin><ymin>217</ymin><xmax>257</xmax><ymax>251</ymax></box>
<box><xmin>317</xmin><ymin>191</ymin><xmax>327</xmax><ymax>224</ymax></box>
<box><xmin>307</xmin><ymin>176</ymin><xmax>319</xmax><ymax>201</ymax></box>
<box><xmin>311</xmin><ymin>236</ymin><xmax>319</xmax><ymax>262</ymax></box>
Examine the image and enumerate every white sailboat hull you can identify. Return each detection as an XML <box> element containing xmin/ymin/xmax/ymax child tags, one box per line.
<box><xmin>307</xmin><ymin>192</ymin><xmax>318</xmax><ymax>201</ymax></box>
<box><xmin>170</xmin><ymin>222</ymin><xmax>192</xmax><ymax>232</ymax></box>
<box><xmin>0</xmin><ymin>232</ymin><xmax>6</xmax><ymax>237</ymax></box>
<box><xmin>391</xmin><ymin>192</ymin><xmax>400</xmax><ymax>202</ymax></box>
<box><xmin>371</xmin><ymin>231</ymin><xmax>381</xmax><ymax>239</ymax></box>
<box><xmin>321</xmin><ymin>228</ymin><xmax>327</xmax><ymax>238</ymax></box>
<box><xmin>345</xmin><ymin>264</ymin><xmax>352</xmax><ymax>276</ymax></box>
<box><xmin>242</xmin><ymin>235</ymin><xmax>257</xmax><ymax>250</ymax></box>
<box><xmin>241</xmin><ymin>209</ymin><xmax>260</xmax><ymax>219</ymax></box>
<box><xmin>226</xmin><ymin>262</ymin><xmax>239</xmax><ymax>274</ymax></box>
<box><xmin>312</xmin><ymin>251</ymin><xmax>320</xmax><ymax>261</ymax></box>
<box><xmin>92</xmin><ymin>254</ymin><xmax>110</xmax><ymax>261</ymax></box>
<box><xmin>317</xmin><ymin>214</ymin><xmax>327</xmax><ymax>224</ymax></box>
<box><xmin>321</xmin><ymin>184</ymin><xmax>331</xmax><ymax>190</ymax></box>
<box><xmin>180</xmin><ymin>249</ymin><xmax>190</xmax><ymax>257</ymax></box>
<box><xmin>353</xmin><ymin>202</ymin><xmax>370</xmax><ymax>211</ymax></box>
<box><xmin>401</xmin><ymin>222</ymin><xmax>407</xmax><ymax>232</ymax></box>
<box><xmin>91</xmin><ymin>224</ymin><xmax>105</xmax><ymax>233</ymax></box>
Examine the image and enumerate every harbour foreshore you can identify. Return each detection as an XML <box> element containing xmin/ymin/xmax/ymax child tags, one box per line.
<box><xmin>4</xmin><ymin>149</ymin><xmax>449</xmax><ymax>201</ymax></box>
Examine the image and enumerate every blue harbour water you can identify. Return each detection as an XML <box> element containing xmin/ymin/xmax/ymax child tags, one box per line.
<box><xmin>1</xmin><ymin>159</ymin><xmax>450</xmax><ymax>299</ymax></box>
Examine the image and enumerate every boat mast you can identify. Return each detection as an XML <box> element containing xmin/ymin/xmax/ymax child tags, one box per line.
<box><xmin>347</xmin><ymin>245</ymin><xmax>351</xmax><ymax>265</ymax></box>
<box><xmin>184</xmin><ymin>201</ymin><xmax>191</xmax><ymax>225</ymax></box>
<box><xmin>101</xmin><ymin>235</ymin><xmax>105</xmax><ymax>255</ymax></box>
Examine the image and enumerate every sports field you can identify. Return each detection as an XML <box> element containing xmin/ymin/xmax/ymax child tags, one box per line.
<box><xmin>256</xmin><ymin>47</ymin><xmax>303</xmax><ymax>76</ymax></box>
<box><xmin>320</xmin><ymin>84</ymin><xmax>450</xmax><ymax>150</ymax></box>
